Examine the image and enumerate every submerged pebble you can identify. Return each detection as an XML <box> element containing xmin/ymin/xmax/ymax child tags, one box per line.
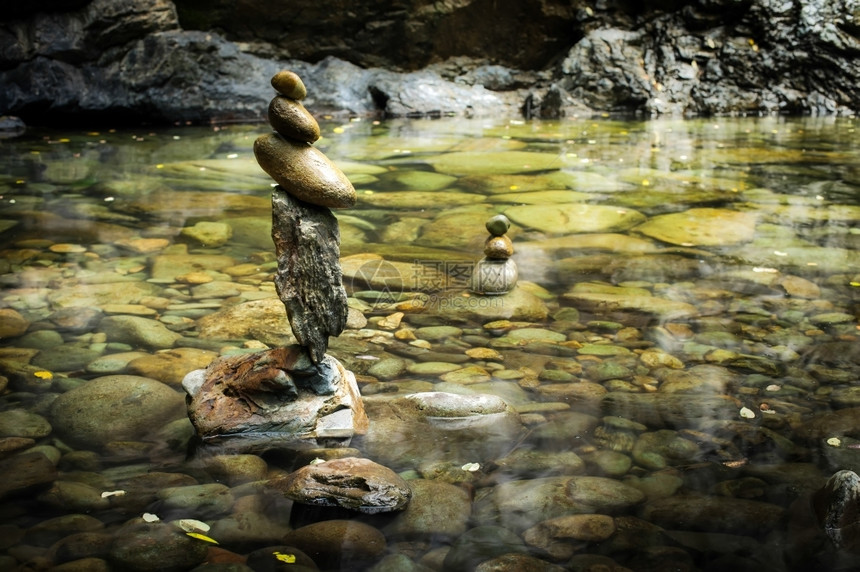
<box><xmin>0</xmin><ymin>119</ymin><xmax>857</xmax><ymax>571</ymax></box>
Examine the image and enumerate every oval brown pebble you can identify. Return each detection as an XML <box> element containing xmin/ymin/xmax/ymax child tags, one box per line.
<box><xmin>268</xmin><ymin>96</ymin><xmax>320</xmax><ymax>143</ymax></box>
<box><xmin>271</xmin><ymin>70</ymin><xmax>307</xmax><ymax>100</ymax></box>
<box><xmin>282</xmin><ymin>519</ymin><xmax>386</xmax><ymax>569</ymax></box>
<box><xmin>484</xmin><ymin>235</ymin><xmax>514</xmax><ymax>259</ymax></box>
<box><xmin>254</xmin><ymin>132</ymin><xmax>356</xmax><ymax>209</ymax></box>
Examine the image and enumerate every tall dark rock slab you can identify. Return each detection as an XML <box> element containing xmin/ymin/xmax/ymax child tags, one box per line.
<box><xmin>271</xmin><ymin>187</ymin><xmax>347</xmax><ymax>363</ymax></box>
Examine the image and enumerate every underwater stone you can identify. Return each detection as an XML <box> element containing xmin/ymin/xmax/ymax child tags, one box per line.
<box><xmin>50</xmin><ymin>375</ymin><xmax>186</xmax><ymax>449</ymax></box>
<box><xmin>272</xmin><ymin>189</ymin><xmax>348</xmax><ymax>363</ymax></box>
<box><xmin>268</xmin><ymin>96</ymin><xmax>320</xmax><ymax>144</ymax></box>
<box><xmin>254</xmin><ymin>132</ymin><xmax>356</xmax><ymax>209</ymax></box>
<box><xmin>273</xmin><ymin>457</ymin><xmax>411</xmax><ymax>514</ymax></box>
<box><xmin>813</xmin><ymin>469</ymin><xmax>860</xmax><ymax>552</ymax></box>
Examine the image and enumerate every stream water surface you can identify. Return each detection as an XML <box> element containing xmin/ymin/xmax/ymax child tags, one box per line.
<box><xmin>0</xmin><ymin>116</ymin><xmax>859</xmax><ymax>571</ymax></box>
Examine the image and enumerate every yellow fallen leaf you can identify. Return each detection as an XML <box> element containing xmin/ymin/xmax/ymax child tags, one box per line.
<box><xmin>186</xmin><ymin>532</ymin><xmax>219</xmax><ymax>544</ymax></box>
<box><xmin>34</xmin><ymin>371</ymin><xmax>53</xmax><ymax>379</ymax></box>
<box><xmin>273</xmin><ymin>552</ymin><xmax>297</xmax><ymax>563</ymax></box>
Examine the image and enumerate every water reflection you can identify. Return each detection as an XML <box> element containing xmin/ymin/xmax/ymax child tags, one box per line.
<box><xmin>0</xmin><ymin>116</ymin><xmax>858</xmax><ymax>571</ymax></box>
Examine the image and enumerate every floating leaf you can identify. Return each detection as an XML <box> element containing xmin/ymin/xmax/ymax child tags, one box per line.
<box><xmin>461</xmin><ymin>462</ymin><xmax>481</xmax><ymax>472</ymax></box>
<box><xmin>186</xmin><ymin>532</ymin><xmax>219</xmax><ymax>544</ymax></box>
<box><xmin>34</xmin><ymin>371</ymin><xmax>53</xmax><ymax>380</ymax></box>
<box><xmin>739</xmin><ymin>407</ymin><xmax>756</xmax><ymax>419</ymax></box>
<box><xmin>142</xmin><ymin>513</ymin><xmax>160</xmax><ymax>522</ymax></box>
<box><xmin>273</xmin><ymin>552</ymin><xmax>297</xmax><ymax>563</ymax></box>
<box><xmin>101</xmin><ymin>490</ymin><xmax>126</xmax><ymax>498</ymax></box>
<box><xmin>827</xmin><ymin>437</ymin><xmax>842</xmax><ymax>447</ymax></box>
<box><xmin>309</xmin><ymin>457</ymin><xmax>326</xmax><ymax>465</ymax></box>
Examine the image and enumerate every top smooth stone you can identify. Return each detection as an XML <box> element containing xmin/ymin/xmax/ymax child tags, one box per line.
<box><xmin>271</xmin><ymin>70</ymin><xmax>307</xmax><ymax>100</ymax></box>
<box><xmin>485</xmin><ymin>214</ymin><xmax>511</xmax><ymax>236</ymax></box>
<box><xmin>254</xmin><ymin>132</ymin><xmax>356</xmax><ymax>209</ymax></box>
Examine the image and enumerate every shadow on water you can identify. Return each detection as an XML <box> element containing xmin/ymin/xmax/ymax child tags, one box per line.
<box><xmin>0</xmin><ymin>116</ymin><xmax>858</xmax><ymax>570</ymax></box>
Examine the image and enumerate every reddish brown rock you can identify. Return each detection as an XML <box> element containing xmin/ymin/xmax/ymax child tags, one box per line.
<box><xmin>0</xmin><ymin>452</ymin><xmax>57</xmax><ymax>501</ymax></box>
<box><xmin>272</xmin><ymin>457</ymin><xmax>411</xmax><ymax>514</ymax></box>
<box><xmin>183</xmin><ymin>346</ymin><xmax>367</xmax><ymax>450</ymax></box>
<box><xmin>283</xmin><ymin>520</ymin><xmax>386</xmax><ymax>570</ymax></box>
<box><xmin>484</xmin><ymin>235</ymin><xmax>514</xmax><ymax>259</ymax></box>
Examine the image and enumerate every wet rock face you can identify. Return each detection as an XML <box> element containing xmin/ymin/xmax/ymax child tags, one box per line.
<box><xmin>1</xmin><ymin>0</ymin><xmax>858</xmax><ymax>123</ymax></box>
<box><xmin>172</xmin><ymin>0</ymin><xmax>578</xmax><ymax>71</ymax></box>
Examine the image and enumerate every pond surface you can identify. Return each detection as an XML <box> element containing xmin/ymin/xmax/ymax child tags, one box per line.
<box><xmin>0</xmin><ymin>116</ymin><xmax>859</xmax><ymax>571</ymax></box>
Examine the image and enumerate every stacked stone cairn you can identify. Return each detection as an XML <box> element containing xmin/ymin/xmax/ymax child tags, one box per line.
<box><xmin>469</xmin><ymin>214</ymin><xmax>518</xmax><ymax>295</ymax></box>
<box><xmin>182</xmin><ymin>71</ymin><xmax>368</xmax><ymax>452</ymax></box>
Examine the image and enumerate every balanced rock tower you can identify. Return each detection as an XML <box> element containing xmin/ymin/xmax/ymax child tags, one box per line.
<box><xmin>182</xmin><ymin>71</ymin><xmax>367</xmax><ymax>452</ymax></box>
<box><xmin>470</xmin><ymin>214</ymin><xmax>518</xmax><ymax>295</ymax></box>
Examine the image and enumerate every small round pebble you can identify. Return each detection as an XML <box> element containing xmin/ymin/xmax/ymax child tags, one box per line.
<box><xmin>271</xmin><ymin>70</ymin><xmax>307</xmax><ymax>100</ymax></box>
<box><xmin>485</xmin><ymin>214</ymin><xmax>511</xmax><ymax>237</ymax></box>
<box><xmin>484</xmin><ymin>235</ymin><xmax>514</xmax><ymax>259</ymax></box>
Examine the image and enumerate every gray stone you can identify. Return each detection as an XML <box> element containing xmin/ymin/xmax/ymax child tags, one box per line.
<box><xmin>37</xmin><ymin>480</ymin><xmax>111</xmax><ymax>513</ymax></box>
<box><xmin>367</xmin><ymin>357</ymin><xmax>407</xmax><ymax>380</ymax></box>
<box><xmin>32</xmin><ymin>344</ymin><xmax>103</xmax><ymax>373</ymax></box>
<box><xmin>179</xmin><ymin>221</ymin><xmax>233</xmax><ymax>247</ymax></box>
<box><xmin>272</xmin><ymin>188</ymin><xmax>348</xmax><ymax>363</ymax></box>
<box><xmin>493</xmin><ymin>449</ymin><xmax>586</xmax><ymax>478</ymax></box>
<box><xmin>0</xmin><ymin>452</ymin><xmax>57</xmax><ymax>501</ymax></box>
<box><xmin>601</xmin><ymin>392</ymin><xmax>739</xmax><ymax>429</ymax></box>
<box><xmin>813</xmin><ymin>469</ymin><xmax>860</xmax><ymax>552</ymax></box>
<box><xmin>109</xmin><ymin>520</ymin><xmax>208</xmax><ymax>572</ymax></box>
<box><xmin>474</xmin><ymin>476</ymin><xmax>644</xmax><ymax>532</ymax></box>
<box><xmin>641</xmin><ymin>495</ymin><xmax>784</xmax><ymax>536</ymax></box>
<box><xmin>283</xmin><ymin>519</ymin><xmax>387</xmax><ymax>570</ymax></box>
<box><xmin>50</xmin><ymin>375</ymin><xmax>186</xmax><ymax>449</ymax></box>
<box><xmin>384</xmin><ymin>479</ymin><xmax>471</xmax><ymax>539</ymax></box>
<box><xmin>442</xmin><ymin>526</ymin><xmax>528</xmax><ymax>572</ymax></box>
<box><xmin>360</xmin><ymin>392</ymin><xmax>524</xmax><ymax>470</ymax></box>
<box><xmin>98</xmin><ymin>315</ymin><xmax>180</xmax><ymax>350</ymax></box>
<box><xmin>523</xmin><ymin>514</ymin><xmax>616</xmax><ymax>560</ymax></box>
<box><xmin>17</xmin><ymin>330</ymin><xmax>64</xmax><ymax>350</ymax></box>
<box><xmin>0</xmin><ymin>410</ymin><xmax>52</xmax><ymax>438</ymax></box>
<box><xmin>156</xmin><ymin>483</ymin><xmax>234</xmax><ymax>519</ymax></box>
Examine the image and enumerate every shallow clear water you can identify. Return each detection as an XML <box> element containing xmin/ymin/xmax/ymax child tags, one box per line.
<box><xmin>0</xmin><ymin>116</ymin><xmax>859</xmax><ymax>571</ymax></box>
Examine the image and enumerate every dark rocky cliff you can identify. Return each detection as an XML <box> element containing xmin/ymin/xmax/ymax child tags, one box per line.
<box><xmin>1</xmin><ymin>0</ymin><xmax>857</xmax><ymax>126</ymax></box>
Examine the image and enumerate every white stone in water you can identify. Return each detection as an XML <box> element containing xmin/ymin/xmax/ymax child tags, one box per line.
<box><xmin>470</xmin><ymin>257</ymin><xmax>518</xmax><ymax>295</ymax></box>
<box><xmin>181</xmin><ymin>369</ymin><xmax>207</xmax><ymax>397</ymax></box>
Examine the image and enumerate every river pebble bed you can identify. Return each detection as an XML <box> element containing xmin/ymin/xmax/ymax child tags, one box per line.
<box><xmin>0</xmin><ymin>117</ymin><xmax>859</xmax><ymax>571</ymax></box>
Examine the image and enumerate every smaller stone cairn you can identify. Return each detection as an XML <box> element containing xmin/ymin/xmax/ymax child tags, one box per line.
<box><xmin>469</xmin><ymin>214</ymin><xmax>518</xmax><ymax>295</ymax></box>
<box><xmin>183</xmin><ymin>71</ymin><xmax>367</xmax><ymax>452</ymax></box>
